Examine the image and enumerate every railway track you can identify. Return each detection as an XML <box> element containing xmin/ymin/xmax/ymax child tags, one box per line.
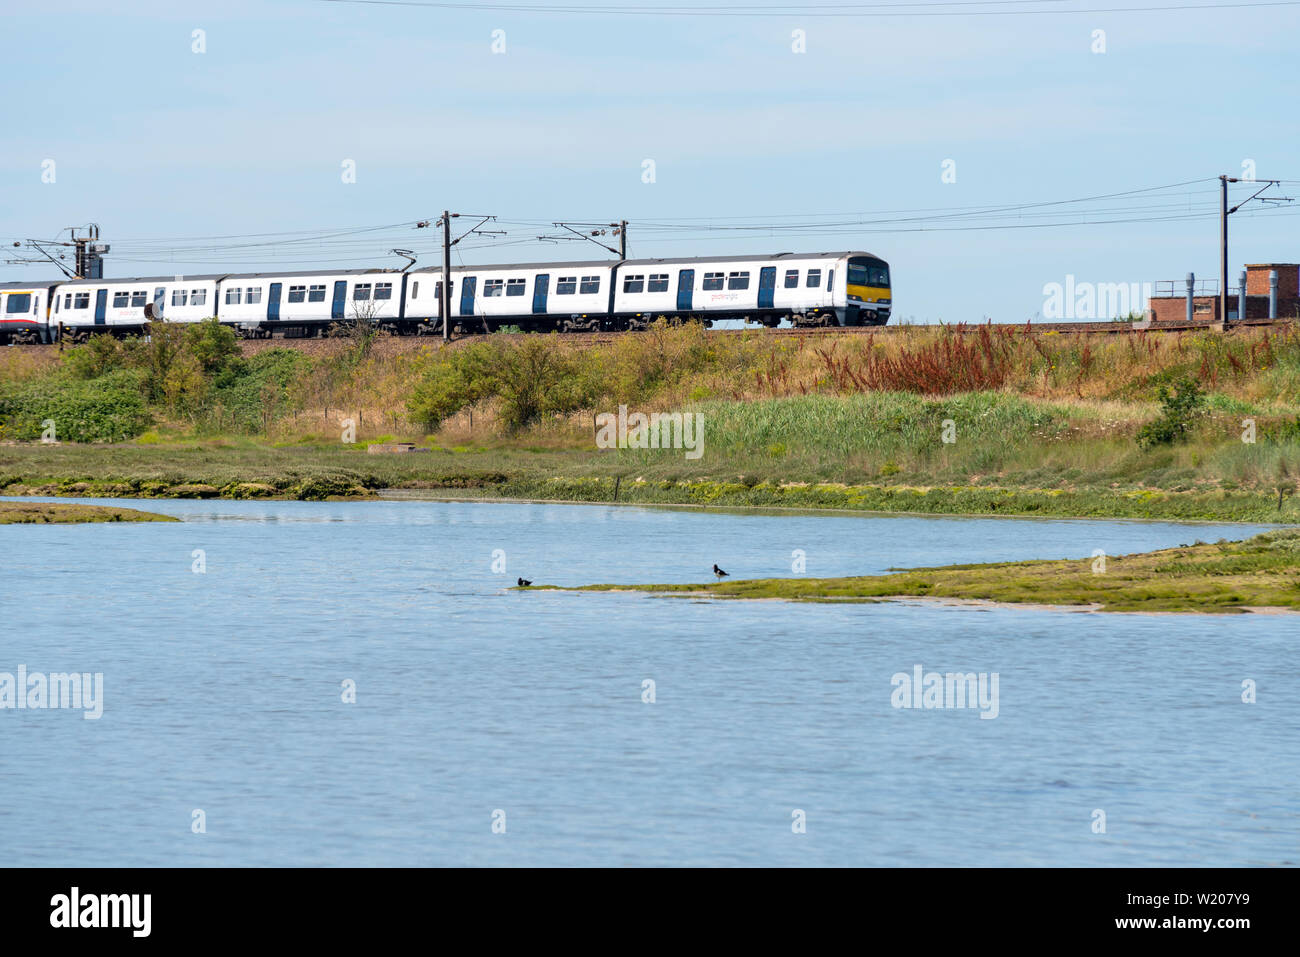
<box><xmin>411</xmin><ymin>316</ymin><xmax>1296</xmax><ymax>347</ymax></box>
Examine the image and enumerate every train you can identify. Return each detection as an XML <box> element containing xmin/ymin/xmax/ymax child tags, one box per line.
<box><xmin>0</xmin><ymin>250</ymin><xmax>891</xmax><ymax>344</ymax></box>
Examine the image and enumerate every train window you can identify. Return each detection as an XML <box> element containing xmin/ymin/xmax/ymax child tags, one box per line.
<box><xmin>308</xmin><ymin>284</ymin><xmax>326</xmax><ymax>302</ymax></box>
<box><xmin>827</xmin><ymin>270</ymin><xmax>834</xmax><ymax>291</ymax></box>
<box><xmin>727</xmin><ymin>271</ymin><xmax>750</xmax><ymax>290</ymax></box>
<box><xmin>5</xmin><ymin>293</ymin><xmax>31</xmax><ymax>313</ymax></box>
<box><xmin>226</xmin><ymin>288</ymin><xmax>242</xmax><ymax>305</ymax></box>
<box><xmin>112</xmin><ymin>291</ymin><xmax>129</xmax><ymax>307</ymax></box>
<box><xmin>171</xmin><ymin>289</ymin><xmax>188</xmax><ymax>306</ymax></box>
<box><xmin>54</xmin><ymin>296</ymin><xmax>60</xmax><ymax>314</ymax></box>
<box><xmin>703</xmin><ymin>272</ymin><xmax>724</xmax><ymax>290</ymax></box>
<box><xmin>64</xmin><ymin>294</ymin><xmax>72</xmax><ymax>308</ymax></box>
<box><xmin>353</xmin><ymin>283</ymin><xmax>371</xmax><ymax>301</ymax></box>
<box><xmin>806</xmin><ymin>269</ymin><xmax>822</xmax><ymax>288</ymax></box>
<box><xmin>556</xmin><ymin>277</ymin><xmax>577</xmax><ymax>295</ymax></box>
<box><xmin>411</xmin><ymin>281</ymin><xmax>419</xmax><ymax>299</ymax></box>
<box><xmin>288</xmin><ymin>285</ymin><xmax>307</xmax><ymax>303</ymax></box>
<box><xmin>580</xmin><ymin>276</ymin><xmax>600</xmax><ymax>294</ymax></box>
<box><xmin>131</xmin><ymin>290</ymin><xmax>148</xmax><ymax>307</ymax></box>
<box><xmin>648</xmin><ymin>274</ymin><xmax>669</xmax><ymax>292</ymax></box>
<box><xmin>623</xmin><ymin>274</ymin><xmax>645</xmax><ymax>294</ymax></box>
<box><xmin>848</xmin><ymin>262</ymin><xmax>890</xmax><ymax>287</ymax></box>
<box><xmin>375</xmin><ymin>282</ymin><xmax>394</xmax><ymax>300</ymax></box>
<box><xmin>505</xmin><ymin>278</ymin><xmax>526</xmax><ymax>297</ymax></box>
<box><xmin>784</xmin><ymin>270</ymin><xmax>799</xmax><ymax>288</ymax></box>
<box><xmin>192</xmin><ymin>289</ymin><xmax>207</xmax><ymax>306</ymax></box>
<box><xmin>74</xmin><ymin>292</ymin><xmax>89</xmax><ymax>309</ymax></box>
<box><xmin>246</xmin><ymin>287</ymin><xmax>263</xmax><ymax>304</ymax></box>
<box><xmin>484</xmin><ymin>279</ymin><xmax>504</xmax><ymax>297</ymax></box>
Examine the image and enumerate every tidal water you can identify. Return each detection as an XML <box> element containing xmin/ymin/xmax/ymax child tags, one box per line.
<box><xmin>1</xmin><ymin>496</ymin><xmax>1295</xmax><ymax>867</ymax></box>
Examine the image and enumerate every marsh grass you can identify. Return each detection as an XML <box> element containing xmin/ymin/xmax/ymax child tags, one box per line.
<box><xmin>4</xmin><ymin>322</ymin><xmax>1300</xmax><ymax>515</ymax></box>
<box><xmin>0</xmin><ymin>501</ymin><xmax>178</xmax><ymax>523</ymax></box>
<box><xmin>544</xmin><ymin>529</ymin><xmax>1300</xmax><ymax>614</ymax></box>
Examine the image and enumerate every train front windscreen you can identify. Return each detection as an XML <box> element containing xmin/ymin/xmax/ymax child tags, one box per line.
<box><xmin>846</xmin><ymin>258</ymin><xmax>889</xmax><ymax>290</ymax></box>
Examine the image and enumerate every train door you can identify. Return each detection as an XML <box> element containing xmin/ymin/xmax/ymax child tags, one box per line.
<box><xmin>826</xmin><ymin>269</ymin><xmax>835</xmax><ymax>307</ymax></box>
<box><xmin>532</xmin><ymin>274</ymin><xmax>549</xmax><ymax>315</ymax></box>
<box><xmin>331</xmin><ymin>281</ymin><xmax>347</xmax><ymax>320</ymax></box>
<box><xmin>460</xmin><ymin>276</ymin><xmax>477</xmax><ymax>316</ymax></box>
<box><xmin>94</xmin><ymin>289</ymin><xmax>107</xmax><ymax>325</ymax></box>
<box><xmin>267</xmin><ymin>282</ymin><xmax>282</xmax><ymax>322</ymax></box>
<box><xmin>676</xmin><ymin>269</ymin><xmax>694</xmax><ymax>311</ymax></box>
<box><xmin>758</xmin><ymin>267</ymin><xmax>776</xmax><ymax>310</ymax></box>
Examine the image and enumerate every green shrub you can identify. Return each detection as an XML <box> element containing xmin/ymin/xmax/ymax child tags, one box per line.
<box><xmin>185</xmin><ymin>319</ymin><xmax>243</xmax><ymax>378</ymax></box>
<box><xmin>0</xmin><ymin>369</ymin><xmax>151</xmax><ymax>442</ymax></box>
<box><xmin>408</xmin><ymin>337</ymin><xmax>598</xmax><ymax>432</ymax></box>
<box><xmin>208</xmin><ymin>348</ymin><xmax>310</xmax><ymax>433</ymax></box>
<box><xmin>1136</xmin><ymin>377</ymin><xmax>1206</xmax><ymax>449</ymax></box>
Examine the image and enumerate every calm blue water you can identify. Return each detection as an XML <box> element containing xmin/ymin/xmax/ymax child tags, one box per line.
<box><xmin>1</xmin><ymin>496</ymin><xmax>1296</xmax><ymax>867</ymax></box>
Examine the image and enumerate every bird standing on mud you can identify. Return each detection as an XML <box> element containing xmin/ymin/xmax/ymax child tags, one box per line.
<box><xmin>517</xmin><ymin>577</ymin><xmax>532</xmax><ymax>587</ymax></box>
<box><xmin>712</xmin><ymin>564</ymin><xmax>729</xmax><ymax>580</ymax></box>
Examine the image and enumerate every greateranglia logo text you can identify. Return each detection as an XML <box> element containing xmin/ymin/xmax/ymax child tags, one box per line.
<box><xmin>891</xmin><ymin>664</ymin><xmax>999</xmax><ymax>719</ymax></box>
<box><xmin>595</xmin><ymin>405</ymin><xmax>705</xmax><ymax>460</ymax></box>
<box><xmin>0</xmin><ymin>666</ymin><xmax>104</xmax><ymax>719</ymax></box>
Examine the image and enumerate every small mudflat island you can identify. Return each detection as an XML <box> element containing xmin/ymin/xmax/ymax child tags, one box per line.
<box><xmin>537</xmin><ymin>530</ymin><xmax>1300</xmax><ymax>614</ymax></box>
<box><xmin>0</xmin><ymin>502</ymin><xmax>179</xmax><ymax>524</ymax></box>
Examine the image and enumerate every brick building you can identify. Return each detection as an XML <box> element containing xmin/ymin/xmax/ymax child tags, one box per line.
<box><xmin>1147</xmin><ymin>262</ymin><xmax>1300</xmax><ymax>324</ymax></box>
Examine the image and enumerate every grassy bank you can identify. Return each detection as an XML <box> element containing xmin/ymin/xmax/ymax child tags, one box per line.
<box><xmin>0</xmin><ymin>501</ymin><xmax>178</xmax><ymax>524</ymax></box>
<box><xmin>2</xmin><ymin>439</ymin><xmax>1297</xmax><ymax>521</ymax></box>
<box><xmin>3</xmin><ymin>321</ymin><xmax>1300</xmax><ymax>520</ymax></box>
<box><xmin>537</xmin><ymin>529</ymin><xmax>1300</xmax><ymax>613</ymax></box>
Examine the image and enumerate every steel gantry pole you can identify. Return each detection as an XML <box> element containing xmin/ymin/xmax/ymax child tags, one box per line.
<box><xmin>1220</xmin><ymin>175</ymin><xmax>1230</xmax><ymax>330</ymax></box>
<box><xmin>441</xmin><ymin>211</ymin><xmax>452</xmax><ymax>343</ymax></box>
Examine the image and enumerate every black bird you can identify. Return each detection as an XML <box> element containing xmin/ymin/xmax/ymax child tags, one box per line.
<box><xmin>517</xmin><ymin>577</ymin><xmax>532</xmax><ymax>587</ymax></box>
<box><xmin>712</xmin><ymin>564</ymin><xmax>729</xmax><ymax>580</ymax></box>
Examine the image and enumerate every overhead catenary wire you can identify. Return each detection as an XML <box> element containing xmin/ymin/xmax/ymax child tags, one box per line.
<box><xmin>5</xmin><ymin>178</ymin><xmax>1295</xmax><ymax>274</ymax></box>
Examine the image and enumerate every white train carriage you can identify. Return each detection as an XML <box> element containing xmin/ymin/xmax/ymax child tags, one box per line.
<box><xmin>402</xmin><ymin>250</ymin><xmax>889</xmax><ymax>331</ymax></box>
<box><xmin>2</xmin><ymin>249</ymin><xmax>890</xmax><ymax>341</ymax></box>
<box><xmin>214</xmin><ymin>268</ymin><xmax>406</xmax><ymax>337</ymax></box>
<box><xmin>609</xmin><ymin>251</ymin><xmax>890</xmax><ymax>328</ymax></box>
<box><xmin>52</xmin><ymin>275</ymin><xmax>221</xmax><ymax>339</ymax></box>
<box><xmin>0</xmin><ymin>282</ymin><xmax>52</xmax><ymax>343</ymax></box>
<box><xmin>402</xmin><ymin>262</ymin><xmax>614</xmax><ymax>334</ymax></box>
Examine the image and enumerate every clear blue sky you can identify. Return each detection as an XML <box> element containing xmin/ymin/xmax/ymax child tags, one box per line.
<box><xmin>3</xmin><ymin>0</ymin><xmax>1298</xmax><ymax>322</ymax></box>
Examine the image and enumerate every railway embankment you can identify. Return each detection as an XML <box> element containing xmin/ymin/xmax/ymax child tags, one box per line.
<box><xmin>3</xmin><ymin>320</ymin><xmax>1300</xmax><ymax>523</ymax></box>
